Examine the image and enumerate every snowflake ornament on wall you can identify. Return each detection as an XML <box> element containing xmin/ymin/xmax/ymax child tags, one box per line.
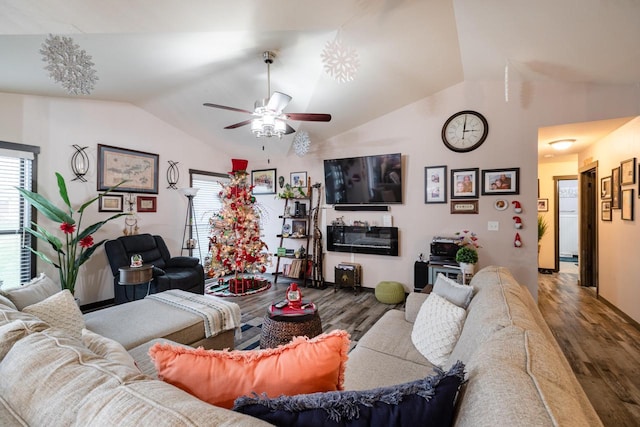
<box><xmin>320</xmin><ymin>36</ymin><xmax>360</xmax><ymax>83</ymax></box>
<box><xmin>293</xmin><ymin>131</ymin><xmax>311</xmax><ymax>157</ymax></box>
<box><xmin>40</xmin><ymin>34</ymin><xmax>98</xmax><ymax>95</ymax></box>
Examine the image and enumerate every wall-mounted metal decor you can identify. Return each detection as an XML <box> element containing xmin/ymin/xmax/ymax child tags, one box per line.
<box><xmin>167</xmin><ymin>160</ymin><xmax>180</xmax><ymax>189</ymax></box>
<box><xmin>71</xmin><ymin>144</ymin><xmax>89</xmax><ymax>182</ymax></box>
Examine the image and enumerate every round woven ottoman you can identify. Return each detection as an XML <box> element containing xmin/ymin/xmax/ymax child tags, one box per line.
<box><xmin>375</xmin><ymin>281</ymin><xmax>405</xmax><ymax>304</ymax></box>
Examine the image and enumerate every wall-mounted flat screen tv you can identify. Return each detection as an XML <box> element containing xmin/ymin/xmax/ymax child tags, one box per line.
<box><xmin>324</xmin><ymin>153</ymin><xmax>402</xmax><ymax>204</ymax></box>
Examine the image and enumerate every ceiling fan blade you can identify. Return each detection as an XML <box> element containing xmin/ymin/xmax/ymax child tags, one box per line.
<box><xmin>285</xmin><ymin>124</ymin><xmax>296</xmax><ymax>135</ymax></box>
<box><xmin>285</xmin><ymin>113</ymin><xmax>332</xmax><ymax>122</ymax></box>
<box><xmin>266</xmin><ymin>91</ymin><xmax>292</xmax><ymax>113</ymax></box>
<box><xmin>203</xmin><ymin>103</ymin><xmax>253</xmax><ymax>115</ymax></box>
<box><xmin>224</xmin><ymin>119</ymin><xmax>253</xmax><ymax>129</ymax></box>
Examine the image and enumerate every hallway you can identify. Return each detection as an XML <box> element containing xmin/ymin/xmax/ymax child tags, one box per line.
<box><xmin>538</xmin><ymin>270</ymin><xmax>640</xmax><ymax>426</ymax></box>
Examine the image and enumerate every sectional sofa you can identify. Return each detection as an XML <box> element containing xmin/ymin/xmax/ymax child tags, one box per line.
<box><xmin>0</xmin><ymin>266</ymin><xmax>602</xmax><ymax>426</ymax></box>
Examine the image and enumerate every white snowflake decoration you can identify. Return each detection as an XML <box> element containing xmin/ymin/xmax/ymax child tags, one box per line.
<box><xmin>321</xmin><ymin>37</ymin><xmax>360</xmax><ymax>83</ymax></box>
<box><xmin>40</xmin><ymin>34</ymin><xmax>98</xmax><ymax>95</ymax></box>
<box><xmin>293</xmin><ymin>131</ymin><xmax>311</xmax><ymax>157</ymax></box>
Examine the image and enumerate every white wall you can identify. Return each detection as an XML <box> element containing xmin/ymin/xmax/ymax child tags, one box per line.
<box><xmin>580</xmin><ymin>117</ymin><xmax>640</xmax><ymax>324</ymax></box>
<box><xmin>250</xmin><ymin>80</ymin><xmax>640</xmax><ymax>301</ymax></box>
<box><xmin>0</xmin><ymin>93</ymin><xmax>234</xmax><ymax>305</ymax></box>
<box><xmin>1</xmin><ymin>78</ymin><xmax>638</xmax><ymax>307</ymax></box>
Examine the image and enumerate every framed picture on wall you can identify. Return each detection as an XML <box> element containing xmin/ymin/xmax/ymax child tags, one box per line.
<box><xmin>450</xmin><ymin>199</ymin><xmax>479</xmax><ymax>214</ymax></box>
<box><xmin>601</xmin><ymin>200</ymin><xmax>612</xmax><ymax>221</ymax></box>
<box><xmin>611</xmin><ymin>166</ymin><xmax>621</xmax><ymax>209</ymax></box>
<box><xmin>537</xmin><ymin>198</ymin><xmax>549</xmax><ymax>212</ymax></box>
<box><xmin>620</xmin><ymin>157</ymin><xmax>636</xmax><ymax>185</ymax></box>
<box><xmin>136</xmin><ymin>196</ymin><xmax>157</xmax><ymax>213</ymax></box>
<box><xmin>622</xmin><ymin>189</ymin><xmax>634</xmax><ymax>221</ymax></box>
<box><xmin>97</xmin><ymin>144</ymin><xmax>159</xmax><ymax>194</ymax></box>
<box><xmin>450</xmin><ymin>168</ymin><xmax>479</xmax><ymax>199</ymax></box>
<box><xmin>98</xmin><ymin>194</ymin><xmax>123</xmax><ymax>212</ymax></box>
<box><xmin>600</xmin><ymin>176</ymin><xmax>612</xmax><ymax>200</ymax></box>
<box><xmin>251</xmin><ymin>168</ymin><xmax>277</xmax><ymax>194</ymax></box>
<box><xmin>290</xmin><ymin>171</ymin><xmax>307</xmax><ymax>188</ymax></box>
<box><xmin>425</xmin><ymin>165</ymin><xmax>447</xmax><ymax>204</ymax></box>
<box><xmin>481</xmin><ymin>168</ymin><xmax>520</xmax><ymax>195</ymax></box>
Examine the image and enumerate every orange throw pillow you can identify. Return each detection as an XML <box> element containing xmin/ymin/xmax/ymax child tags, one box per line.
<box><xmin>149</xmin><ymin>330</ymin><xmax>350</xmax><ymax>409</ymax></box>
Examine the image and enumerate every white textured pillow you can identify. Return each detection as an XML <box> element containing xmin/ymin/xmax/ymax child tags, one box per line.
<box><xmin>1</xmin><ymin>273</ymin><xmax>60</xmax><ymax>310</ymax></box>
<box><xmin>82</xmin><ymin>328</ymin><xmax>140</xmax><ymax>372</ymax></box>
<box><xmin>23</xmin><ymin>290</ymin><xmax>85</xmax><ymax>340</ymax></box>
<box><xmin>411</xmin><ymin>293</ymin><xmax>466</xmax><ymax>367</ymax></box>
<box><xmin>433</xmin><ymin>273</ymin><xmax>474</xmax><ymax>308</ymax></box>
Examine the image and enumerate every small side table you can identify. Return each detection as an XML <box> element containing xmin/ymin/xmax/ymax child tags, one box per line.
<box><xmin>118</xmin><ymin>264</ymin><xmax>154</xmax><ymax>302</ymax></box>
<box><xmin>260</xmin><ymin>305</ymin><xmax>322</xmax><ymax>349</ymax></box>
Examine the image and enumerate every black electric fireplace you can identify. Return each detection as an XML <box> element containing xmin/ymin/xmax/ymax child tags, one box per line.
<box><xmin>327</xmin><ymin>226</ymin><xmax>398</xmax><ymax>256</ymax></box>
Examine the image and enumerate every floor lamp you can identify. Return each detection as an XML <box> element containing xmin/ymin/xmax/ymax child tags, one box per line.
<box><xmin>180</xmin><ymin>187</ymin><xmax>201</xmax><ymax>260</ymax></box>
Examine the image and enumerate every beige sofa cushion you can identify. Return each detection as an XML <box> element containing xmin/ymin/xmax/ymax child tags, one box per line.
<box><xmin>0</xmin><ymin>328</ymin><xmax>270</xmax><ymax>427</ymax></box>
<box><xmin>84</xmin><ymin>298</ymin><xmax>207</xmax><ymax>350</ymax></box>
<box><xmin>82</xmin><ymin>328</ymin><xmax>139</xmax><ymax>372</ymax></box>
<box><xmin>0</xmin><ymin>319</ymin><xmax>48</xmax><ymax>361</ymax></box>
<box><xmin>0</xmin><ymin>273</ymin><xmax>59</xmax><ymax>310</ymax></box>
<box><xmin>412</xmin><ymin>293</ymin><xmax>466</xmax><ymax>367</ymax></box>
<box><xmin>23</xmin><ymin>289</ymin><xmax>85</xmax><ymax>340</ymax></box>
<box><xmin>455</xmin><ymin>326</ymin><xmax>601</xmax><ymax>427</ymax></box>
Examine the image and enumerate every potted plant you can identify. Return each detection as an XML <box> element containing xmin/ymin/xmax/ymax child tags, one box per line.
<box><xmin>16</xmin><ymin>173</ymin><xmax>127</xmax><ymax>295</ymax></box>
<box><xmin>456</xmin><ymin>246</ymin><xmax>479</xmax><ymax>274</ymax></box>
<box><xmin>455</xmin><ymin>229</ymin><xmax>481</xmax><ymax>274</ymax></box>
<box><xmin>538</xmin><ymin>214</ymin><xmax>549</xmax><ymax>254</ymax></box>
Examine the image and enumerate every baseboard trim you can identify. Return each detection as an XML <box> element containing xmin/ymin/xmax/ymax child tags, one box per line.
<box><xmin>598</xmin><ymin>295</ymin><xmax>640</xmax><ymax>331</ymax></box>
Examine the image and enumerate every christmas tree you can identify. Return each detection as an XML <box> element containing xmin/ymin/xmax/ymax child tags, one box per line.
<box><xmin>207</xmin><ymin>160</ymin><xmax>270</xmax><ymax>284</ymax></box>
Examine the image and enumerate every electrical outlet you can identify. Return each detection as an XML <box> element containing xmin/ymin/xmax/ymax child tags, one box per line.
<box><xmin>488</xmin><ymin>221</ymin><xmax>499</xmax><ymax>231</ymax></box>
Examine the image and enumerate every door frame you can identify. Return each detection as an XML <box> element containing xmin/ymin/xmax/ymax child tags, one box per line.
<box><xmin>578</xmin><ymin>161</ymin><xmax>599</xmax><ymax>292</ymax></box>
<box><xmin>553</xmin><ymin>175</ymin><xmax>578</xmax><ymax>272</ymax></box>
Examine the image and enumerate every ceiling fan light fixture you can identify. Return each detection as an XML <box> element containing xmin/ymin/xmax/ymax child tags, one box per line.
<box><xmin>251</xmin><ymin>116</ymin><xmax>287</xmax><ymax>138</ymax></box>
<box><xmin>549</xmin><ymin>139</ymin><xmax>576</xmax><ymax>150</ymax></box>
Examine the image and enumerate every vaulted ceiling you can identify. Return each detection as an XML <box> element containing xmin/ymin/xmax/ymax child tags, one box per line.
<box><xmin>1</xmin><ymin>0</ymin><xmax>639</xmax><ymax>158</ymax></box>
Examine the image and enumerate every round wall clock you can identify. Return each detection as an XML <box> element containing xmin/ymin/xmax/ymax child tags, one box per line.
<box><xmin>441</xmin><ymin>110</ymin><xmax>489</xmax><ymax>153</ymax></box>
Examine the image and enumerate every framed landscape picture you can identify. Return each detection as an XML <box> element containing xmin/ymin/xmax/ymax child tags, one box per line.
<box><xmin>98</xmin><ymin>194</ymin><xmax>123</xmax><ymax>212</ymax></box>
<box><xmin>450</xmin><ymin>168</ymin><xmax>479</xmax><ymax>199</ymax></box>
<box><xmin>425</xmin><ymin>165</ymin><xmax>447</xmax><ymax>204</ymax></box>
<box><xmin>251</xmin><ymin>168</ymin><xmax>277</xmax><ymax>194</ymax></box>
<box><xmin>97</xmin><ymin>144</ymin><xmax>159</xmax><ymax>194</ymax></box>
<box><xmin>481</xmin><ymin>168</ymin><xmax>520</xmax><ymax>195</ymax></box>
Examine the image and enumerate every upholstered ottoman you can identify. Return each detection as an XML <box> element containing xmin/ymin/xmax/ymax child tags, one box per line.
<box><xmin>84</xmin><ymin>291</ymin><xmax>240</xmax><ymax>351</ymax></box>
<box><xmin>374</xmin><ymin>281</ymin><xmax>406</xmax><ymax>304</ymax></box>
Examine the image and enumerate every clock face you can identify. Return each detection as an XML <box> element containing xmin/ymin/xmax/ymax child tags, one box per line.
<box><xmin>441</xmin><ymin>110</ymin><xmax>488</xmax><ymax>152</ymax></box>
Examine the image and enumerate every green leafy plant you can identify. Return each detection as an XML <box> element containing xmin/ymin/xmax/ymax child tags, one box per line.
<box><xmin>17</xmin><ymin>173</ymin><xmax>127</xmax><ymax>294</ymax></box>
<box><xmin>455</xmin><ymin>246</ymin><xmax>479</xmax><ymax>264</ymax></box>
<box><xmin>277</xmin><ymin>183</ymin><xmax>306</xmax><ymax>199</ymax></box>
<box><xmin>538</xmin><ymin>215</ymin><xmax>549</xmax><ymax>242</ymax></box>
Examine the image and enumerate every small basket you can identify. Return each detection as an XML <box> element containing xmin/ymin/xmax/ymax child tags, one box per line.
<box><xmin>260</xmin><ymin>313</ymin><xmax>322</xmax><ymax>349</ymax></box>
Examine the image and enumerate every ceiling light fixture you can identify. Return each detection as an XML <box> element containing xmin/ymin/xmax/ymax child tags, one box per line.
<box><xmin>548</xmin><ymin>139</ymin><xmax>576</xmax><ymax>150</ymax></box>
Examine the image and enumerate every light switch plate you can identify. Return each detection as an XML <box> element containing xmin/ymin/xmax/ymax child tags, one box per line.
<box><xmin>488</xmin><ymin>221</ymin><xmax>499</xmax><ymax>231</ymax></box>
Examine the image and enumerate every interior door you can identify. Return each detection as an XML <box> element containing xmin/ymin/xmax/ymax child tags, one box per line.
<box><xmin>579</xmin><ymin>166</ymin><xmax>598</xmax><ymax>289</ymax></box>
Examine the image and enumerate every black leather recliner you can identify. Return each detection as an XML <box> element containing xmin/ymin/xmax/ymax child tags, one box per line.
<box><xmin>105</xmin><ymin>234</ymin><xmax>204</xmax><ymax>304</ymax></box>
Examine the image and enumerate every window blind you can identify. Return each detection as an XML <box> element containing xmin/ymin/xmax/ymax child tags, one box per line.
<box><xmin>190</xmin><ymin>172</ymin><xmax>229</xmax><ymax>266</ymax></box>
<box><xmin>0</xmin><ymin>149</ymin><xmax>35</xmax><ymax>287</ymax></box>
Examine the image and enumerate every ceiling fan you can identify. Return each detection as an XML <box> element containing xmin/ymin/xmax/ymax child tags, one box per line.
<box><xmin>203</xmin><ymin>51</ymin><xmax>331</xmax><ymax>138</ymax></box>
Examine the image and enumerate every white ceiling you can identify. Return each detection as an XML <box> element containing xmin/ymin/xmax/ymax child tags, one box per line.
<box><xmin>0</xmin><ymin>0</ymin><xmax>639</xmax><ymax>158</ymax></box>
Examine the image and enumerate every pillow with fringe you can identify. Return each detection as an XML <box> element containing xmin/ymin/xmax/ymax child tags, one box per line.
<box><xmin>149</xmin><ymin>329</ymin><xmax>350</xmax><ymax>409</ymax></box>
<box><xmin>233</xmin><ymin>361</ymin><xmax>465</xmax><ymax>427</ymax></box>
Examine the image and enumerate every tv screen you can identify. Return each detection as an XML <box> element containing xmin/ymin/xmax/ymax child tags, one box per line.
<box><xmin>324</xmin><ymin>153</ymin><xmax>402</xmax><ymax>204</ymax></box>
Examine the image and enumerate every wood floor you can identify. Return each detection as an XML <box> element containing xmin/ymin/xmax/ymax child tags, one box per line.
<box><xmin>229</xmin><ymin>274</ymin><xmax>640</xmax><ymax>426</ymax></box>
<box><xmin>538</xmin><ymin>270</ymin><xmax>640</xmax><ymax>427</ymax></box>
